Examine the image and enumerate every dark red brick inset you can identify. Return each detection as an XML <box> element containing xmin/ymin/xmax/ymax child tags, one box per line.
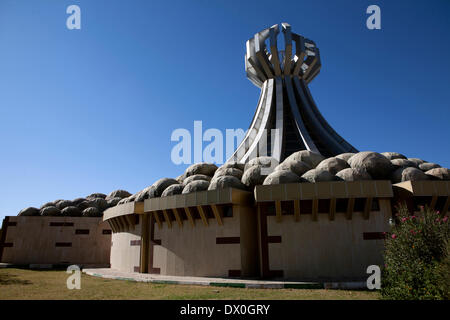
<box><xmin>269</xmin><ymin>270</ymin><xmax>284</xmax><ymax>277</ymax></box>
<box><xmin>228</xmin><ymin>270</ymin><xmax>241</xmax><ymax>277</ymax></box>
<box><xmin>102</xmin><ymin>229</ymin><xmax>112</xmax><ymax>235</ymax></box>
<box><xmin>130</xmin><ymin>240</ymin><xmax>141</xmax><ymax>246</ymax></box>
<box><xmin>149</xmin><ymin>267</ymin><xmax>160</xmax><ymax>274</ymax></box>
<box><xmin>363</xmin><ymin>232</ymin><xmax>386</xmax><ymax>240</ymax></box>
<box><xmin>75</xmin><ymin>229</ymin><xmax>89</xmax><ymax>235</ymax></box>
<box><xmin>153</xmin><ymin>239</ymin><xmax>161</xmax><ymax>245</ymax></box>
<box><xmin>55</xmin><ymin>242</ymin><xmax>72</xmax><ymax>247</ymax></box>
<box><xmin>50</xmin><ymin>222</ymin><xmax>74</xmax><ymax>227</ymax></box>
<box><xmin>0</xmin><ymin>243</ymin><xmax>13</xmax><ymax>248</ymax></box>
<box><xmin>268</xmin><ymin>236</ymin><xmax>282</xmax><ymax>243</ymax></box>
<box><xmin>7</xmin><ymin>222</ymin><xmax>17</xmax><ymax>227</ymax></box>
<box><xmin>216</xmin><ymin>237</ymin><xmax>240</xmax><ymax>244</ymax></box>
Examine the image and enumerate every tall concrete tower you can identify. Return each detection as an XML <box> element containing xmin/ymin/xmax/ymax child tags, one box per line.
<box><xmin>228</xmin><ymin>23</ymin><xmax>358</xmax><ymax>163</ymax></box>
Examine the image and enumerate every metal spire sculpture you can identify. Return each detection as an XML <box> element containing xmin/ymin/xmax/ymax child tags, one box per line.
<box><xmin>229</xmin><ymin>23</ymin><xmax>358</xmax><ymax>163</ymax></box>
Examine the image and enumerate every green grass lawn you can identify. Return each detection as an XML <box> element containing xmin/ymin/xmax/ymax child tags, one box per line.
<box><xmin>0</xmin><ymin>268</ymin><xmax>380</xmax><ymax>300</ymax></box>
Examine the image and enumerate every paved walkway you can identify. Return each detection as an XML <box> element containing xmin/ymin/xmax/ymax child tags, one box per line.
<box><xmin>82</xmin><ymin>268</ymin><xmax>366</xmax><ymax>289</ymax></box>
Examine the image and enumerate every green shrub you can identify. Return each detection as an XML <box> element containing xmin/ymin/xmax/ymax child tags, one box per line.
<box><xmin>381</xmin><ymin>205</ymin><xmax>449</xmax><ymax>300</ymax></box>
<box><xmin>439</xmin><ymin>241</ymin><xmax>450</xmax><ymax>300</ymax></box>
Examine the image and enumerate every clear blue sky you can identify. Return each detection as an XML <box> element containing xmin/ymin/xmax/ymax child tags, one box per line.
<box><xmin>1</xmin><ymin>0</ymin><xmax>449</xmax><ymax>220</ymax></box>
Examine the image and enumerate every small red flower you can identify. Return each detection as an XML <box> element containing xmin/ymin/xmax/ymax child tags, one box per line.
<box><xmin>391</xmin><ymin>234</ymin><xmax>397</xmax><ymax>239</ymax></box>
<box><xmin>443</xmin><ymin>216</ymin><xmax>448</xmax><ymax>222</ymax></box>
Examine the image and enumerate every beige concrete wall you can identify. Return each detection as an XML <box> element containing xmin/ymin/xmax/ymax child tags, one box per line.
<box><xmin>1</xmin><ymin>216</ymin><xmax>111</xmax><ymax>265</ymax></box>
<box><xmin>152</xmin><ymin>205</ymin><xmax>257</xmax><ymax>277</ymax></box>
<box><xmin>266</xmin><ymin>199</ymin><xmax>391</xmax><ymax>280</ymax></box>
<box><xmin>110</xmin><ymin>219</ymin><xmax>141</xmax><ymax>273</ymax></box>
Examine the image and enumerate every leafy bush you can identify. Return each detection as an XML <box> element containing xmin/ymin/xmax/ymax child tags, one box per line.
<box><xmin>439</xmin><ymin>241</ymin><xmax>450</xmax><ymax>300</ymax></box>
<box><xmin>381</xmin><ymin>205</ymin><xmax>449</xmax><ymax>300</ymax></box>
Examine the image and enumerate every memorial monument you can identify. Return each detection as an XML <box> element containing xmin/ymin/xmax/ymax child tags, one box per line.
<box><xmin>1</xmin><ymin>23</ymin><xmax>448</xmax><ymax>282</ymax></box>
<box><xmin>230</xmin><ymin>23</ymin><xmax>357</xmax><ymax>164</ymax></box>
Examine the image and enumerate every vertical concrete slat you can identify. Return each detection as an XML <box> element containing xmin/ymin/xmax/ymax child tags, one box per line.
<box><xmin>363</xmin><ymin>197</ymin><xmax>373</xmax><ymax>220</ymax></box>
<box><xmin>154</xmin><ymin>211</ymin><xmax>162</xmax><ymax>229</ymax></box>
<box><xmin>123</xmin><ymin>216</ymin><xmax>131</xmax><ymax>231</ymax></box>
<box><xmin>211</xmin><ymin>205</ymin><xmax>223</xmax><ymax>226</ymax></box>
<box><xmin>111</xmin><ymin>217</ymin><xmax>120</xmax><ymax>232</ymax></box>
<box><xmin>108</xmin><ymin>219</ymin><xmax>117</xmax><ymax>233</ymax></box>
<box><xmin>148</xmin><ymin>213</ymin><xmax>159</xmax><ymax>274</ymax></box>
<box><xmin>162</xmin><ymin>210</ymin><xmax>172</xmax><ymax>229</ymax></box>
<box><xmin>140</xmin><ymin>214</ymin><xmax>149</xmax><ymax>273</ymax></box>
<box><xmin>239</xmin><ymin>204</ymin><xmax>259</xmax><ymax>278</ymax></box>
<box><xmin>125</xmin><ymin>215</ymin><xmax>135</xmax><ymax>230</ymax></box>
<box><xmin>257</xmin><ymin>204</ymin><xmax>270</xmax><ymax>278</ymax></box>
<box><xmin>121</xmin><ymin>216</ymin><xmax>130</xmax><ymax>231</ymax></box>
<box><xmin>184</xmin><ymin>208</ymin><xmax>195</xmax><ymax>227</ymax></box>
<box><xmin>116</xmin><ymin>216</ymin><xmax>126</xmax><ymax>232</ymax></box>
<box><xmin>197</xmin><ymin>206</ymin><xmax>209</xmax><ymax>226</ymax></box>
<box><xmin>112</xmin><ymin>219</ymin><xmax>121</xmax><ymax>233</ymax></box>
<box><xmin>275</xmin><ymin>200</ymin><xmax>282</xmax><ymax>223</ymax></box>
<box><xmin>346</xmin><ymin>198</ymin><xmax>355</xmax><ymax>220</ymax></box>
<box><xmin>172</xmin><ymin>208</ymin><xmax>183</xmax><ymax>228</ymax></box>
<box><xmin>329</xmin><ymin>198</ymin><xmax>336</xmax><ymax>221</ymax></box>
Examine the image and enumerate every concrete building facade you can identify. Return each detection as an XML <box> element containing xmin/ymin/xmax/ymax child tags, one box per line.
<box><xmin>0</xmin><ymin>216</ymin><xmax>111</xmax><ymax>267</ymax></box>
<box><xmin>100</xmin><ymin>181</ymin><xmax>410</xmax><ymax>281</ymax></box>
<box><xmin>1</xmin><ymin>23</ymin><xmax>448</xmax><ymax>283</ymax></box>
